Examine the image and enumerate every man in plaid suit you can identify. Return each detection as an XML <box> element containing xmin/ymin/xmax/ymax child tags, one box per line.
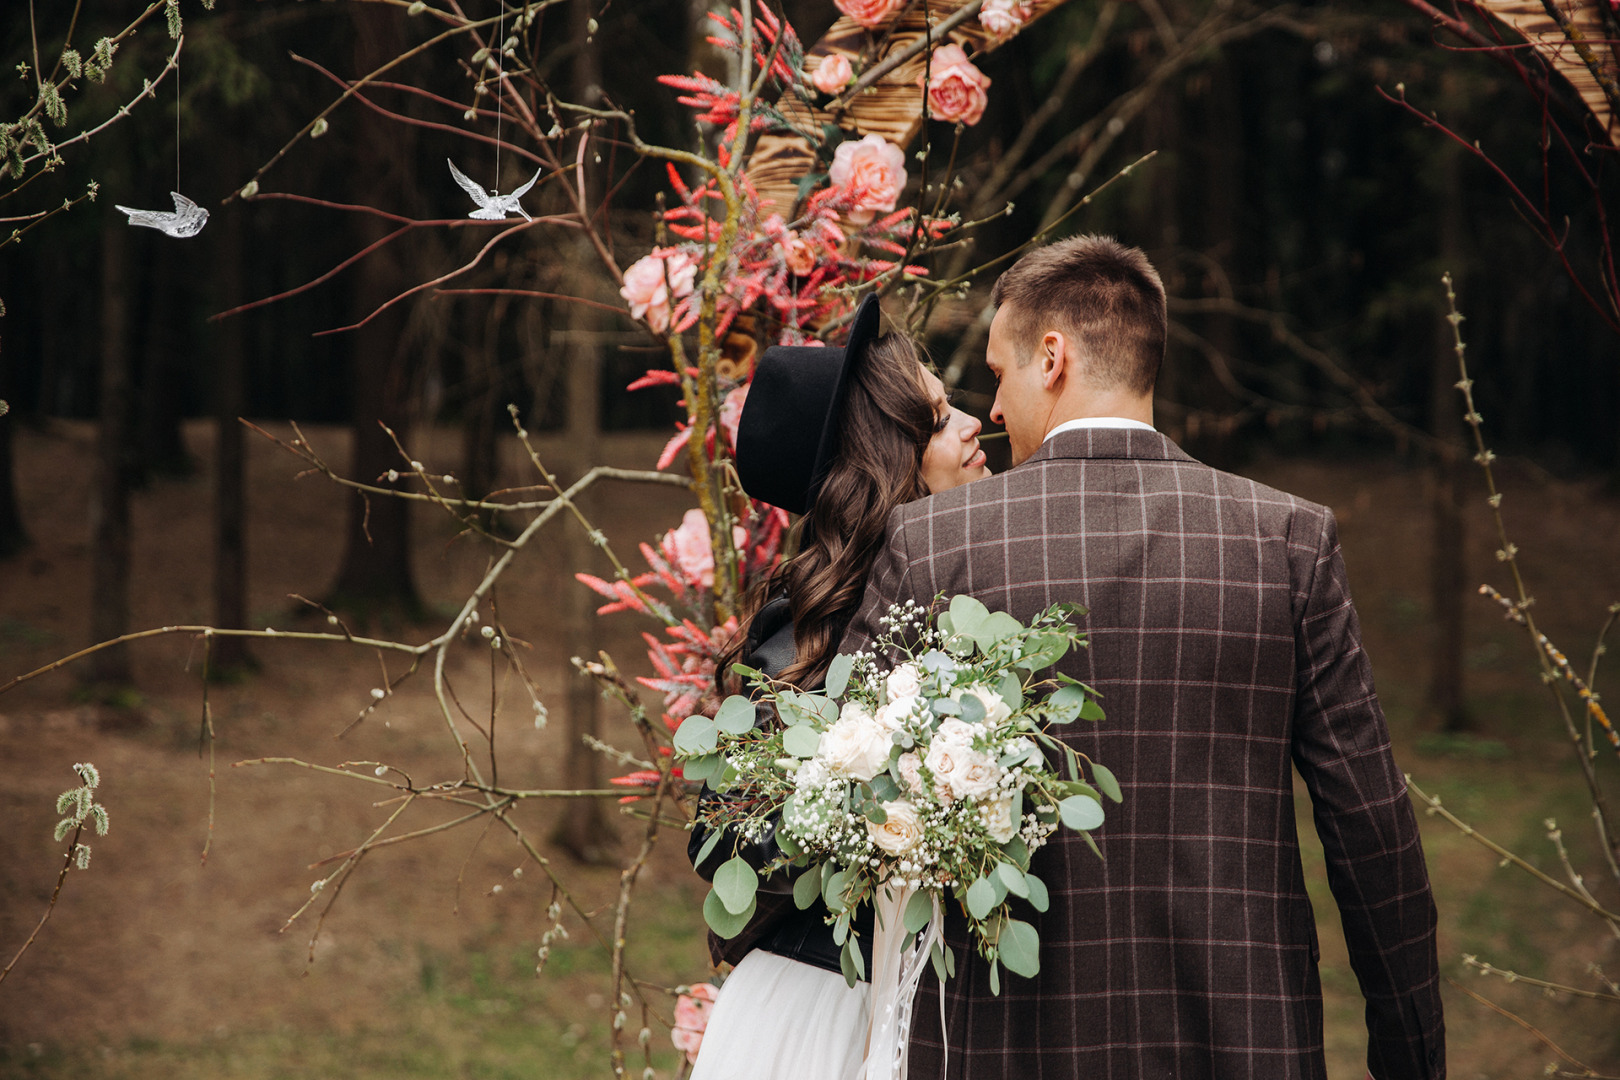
<box><xmin>841</xmin><ymin>237</ymin><xmax>1444</xmax><ymax>1078</ymax></box>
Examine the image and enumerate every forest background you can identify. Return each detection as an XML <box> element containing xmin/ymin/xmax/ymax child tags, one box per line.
<box><xmin>1</xmin><ymin>0</ymin><xmax>1618</xmax><ymax>1077</ymax></box>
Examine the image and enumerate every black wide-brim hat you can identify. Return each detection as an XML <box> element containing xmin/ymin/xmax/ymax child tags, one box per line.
<box><xmin>735</xmin><ymin>294</ymin><xmax>883</xmax><ymax>515</ymax></box>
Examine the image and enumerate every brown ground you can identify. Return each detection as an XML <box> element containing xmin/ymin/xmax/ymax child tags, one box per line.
<box><xmin>1</xmin><ymin>418</ymin><xmax>1618</xmax><ymax>1077</ymax></box>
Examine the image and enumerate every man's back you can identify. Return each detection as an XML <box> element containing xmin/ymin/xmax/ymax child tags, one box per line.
<box><xmin>841</xmin><ymin>427</ymin><xmax>1444</xmax><ymax>1079</ymax></box>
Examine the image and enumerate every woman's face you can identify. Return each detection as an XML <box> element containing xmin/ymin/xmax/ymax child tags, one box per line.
<box><xmin>918</xmin><ymin>364</ymin><xmax>991</xmax><ymax>492</ymax></box>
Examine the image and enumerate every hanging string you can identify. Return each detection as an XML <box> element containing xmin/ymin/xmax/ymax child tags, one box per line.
<box><xmin>175</xmin><ymin>47</ymin><xmax>181</xmax><ymax>191</ymax></box>
<box><xmin>492</xmin><ymin>2</ymin><xmax>503</xmax><ymax>192</ymax></box>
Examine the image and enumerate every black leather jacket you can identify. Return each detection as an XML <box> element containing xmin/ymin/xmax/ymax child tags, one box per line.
<box><xmin>687</xmin><ymin>594</ymin><xmax>874</xmax><ymax>977</ymax></box>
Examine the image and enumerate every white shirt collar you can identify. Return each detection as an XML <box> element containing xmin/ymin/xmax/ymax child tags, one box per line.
<box><xmin>1042</xmin><ymin>417</ymin><xmax>1157</xmax><ymax>444</ymax></box>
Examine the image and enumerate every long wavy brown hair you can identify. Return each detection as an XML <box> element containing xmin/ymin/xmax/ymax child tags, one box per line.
<box><xmin>720</xmin><ymin>332</ymin><xmax>937</xmax><ymax>692</ymax></box>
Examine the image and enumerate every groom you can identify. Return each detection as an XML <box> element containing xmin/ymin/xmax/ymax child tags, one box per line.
<box><xmin>841</xmin><ymin>237</ymin><xmax>1444</xmax><ymax>1078</ymax></box>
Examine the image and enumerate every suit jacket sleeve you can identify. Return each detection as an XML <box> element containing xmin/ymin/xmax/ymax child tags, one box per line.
<box><xmin>1290</xmin><ymin>509</ymin><xmax>1445</xmax><ymax>1079</ymax></box>
<box><xmin>838</xmin><ymin>506</ymin><xmax>916</xmax><ymax>659</ymax></box>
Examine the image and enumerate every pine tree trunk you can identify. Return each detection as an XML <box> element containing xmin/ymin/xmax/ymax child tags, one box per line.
<box><xmin>325</xmin><ymin>6</ymin><xmax>422</xmax><ymax>625</ymax></box>
<box><xmin>551</xmin><ymin>293</ymin><xmax>615</xmax><ymax>864</ymax></box>
<box><xmin>87</xmin><ymin>224</ymin><xmax>135</xmax><ymax>693</ymax></box>
<box><xmin>212</xmin><ymin>192</ymin><xmax>255</xmax><ymax>673</ymax></box>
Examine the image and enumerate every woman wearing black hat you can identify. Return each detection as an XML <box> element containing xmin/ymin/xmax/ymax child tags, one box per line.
<box><xmin>686</xmin><ymin>295</ymin><xmax>989</xmax><ymax>1080</ymax></box>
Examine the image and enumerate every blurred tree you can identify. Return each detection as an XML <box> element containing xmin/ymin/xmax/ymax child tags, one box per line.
<box><xmin>87</xmin><ymin>216</ymin><xmax>134</xmax><ymax>692</ymax></box>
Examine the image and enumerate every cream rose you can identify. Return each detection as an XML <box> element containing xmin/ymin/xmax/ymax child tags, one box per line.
<box><xmin>877</xmin><ymin>694</ymin><xmax>919</xmax><ymax>731</ymax></box>
<box><xmin>820</xmin><ymin>703</ymin><xmax>895</xmax><ymax>781</ymax></box>
<box><xmin>934</xmin><ymin>718</ymin><xmax>982</xmax><ymax>746</ymax></box>
<box><xmin>810</xmin><ymin>53</ymin><xmax>854</xmax><ymax>95</ymax></box>
<box><xmin>921</xmin><ymin>44</ymin><xmax>991</xmax><ymax>127</ymax></box>
<box><xmin>979</xmin><ymin>793</ymin><xmax>1018</xmax><ymax>843</ymax></box>
<box><xmin>923</xmin><ymin>738</ymin><xmax>964</xmax><ymax>802</ymax></box>
<box><xmin>828</xmin><ymin>134</ymin><xmax>907</xmax><ymax>224</ymax></box>
<box><xmin>835</xmin><ymin>0</ymin><xmax>905</xmax><ymax>30</ymax></box>
<box><xmin>896</xmin><ymin>751</ymin><xmax>925</xmax><ymax>796</ymax></box>
<box><xmin>947</xmin><ymin>747</ymin><xmax>1003</xmax><ymax>801</ymax></box>
<box><xmin>886</xmin><ymin>662</ymin><xmax>922</xmax><ymax>701</ymax></box>
<box><xmin>867</xmin><ymin>798</ymin><xmax>924</xmax><ymax>855</ymax></box>
<box><xmin>956</xmin><ymin>684</ymin><xmax>1012</xmax><ymax>725</ymax></box>
<box><xmin>620</xmin><ymin>247</ymin><xmax>698</xmax><ymax>333</ymax></box>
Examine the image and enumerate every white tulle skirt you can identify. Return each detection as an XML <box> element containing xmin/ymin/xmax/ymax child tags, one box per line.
<box><xmin>689</xmin><ymin>949</ymin><xmax>871</xmax><ymax>1080</ymax></box>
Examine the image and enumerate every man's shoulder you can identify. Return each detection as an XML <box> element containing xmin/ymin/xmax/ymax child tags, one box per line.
<box><xmin>894</xmin><ymin>454</ymin><xmax>1333</xmax><ymax>529</ymax></box>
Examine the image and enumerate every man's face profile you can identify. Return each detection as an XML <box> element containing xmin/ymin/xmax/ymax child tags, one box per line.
<box><xmin>986</xmin><ymin>304</ymin><xmax>1046</xmax><ymax>466</ymax></box>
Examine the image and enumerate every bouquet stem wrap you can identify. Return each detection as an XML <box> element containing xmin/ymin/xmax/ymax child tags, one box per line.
<box><xmin>863</xmin><ymin>883</ymin><xmax>942</xmax><ymax>1080</ymax></box>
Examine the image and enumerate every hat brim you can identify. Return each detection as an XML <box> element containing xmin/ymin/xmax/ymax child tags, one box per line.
<box><xmin>803</xmin><ymin>293</ymin><xmax>883</xmax><ymax>512</ymax></box>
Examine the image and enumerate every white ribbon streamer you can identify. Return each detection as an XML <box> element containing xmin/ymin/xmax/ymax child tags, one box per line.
<box><xmin>862</xmin><ymin>882</ymin><xmax>942</xmax><ymax>1080</ymax></box>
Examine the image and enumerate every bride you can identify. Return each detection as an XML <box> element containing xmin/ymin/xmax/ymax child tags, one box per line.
<box><xmin>686</xmin><ymin>294</ymin><xmax>990</xmax><ymax>1080</ymax></box>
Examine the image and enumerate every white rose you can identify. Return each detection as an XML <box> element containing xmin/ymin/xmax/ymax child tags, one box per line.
<box><xmin>934</xmin><ymin>718</ymin><xmax>981</xmax><ymax>746</ymax></box>
<box><xmin>867</xmin><ymin>799</ymin><xmax>924</xmax><ymax>855</ymax></box>
<box><xmin>947</xmin><ymin>748</ymin><xmax>1003</xmax><ymax>801</ymax></box>
<box><xmin>979</xmin><ymin>793</ymin><xmax>1018</xmax><ymax>843</ymax></box>
<box><xmin>956</xmin><ymin>684</ymin><xmax>1012</xmax><ymax>726</ymax></box>
<box><xmin>877</xmin><ymin>694</ymin><xmax>919</xmax><ymax>731</ymax></box>
<box><xmin>896</xmin><ymin>752</ymin><xmax>925</xmax><ymax>796</ymax></box>
<box><xmin>885</xmin><ymin>663</ymin><xmax>922</xmax><ymax>701</ymax></box>
<box><xmin>820</xmin><ymin>708</ymin><xmax>895</xmax><ymax>781</ymax></box>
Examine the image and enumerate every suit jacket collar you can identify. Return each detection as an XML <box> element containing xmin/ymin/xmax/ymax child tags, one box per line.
<box><xmin>1021</xmin><ymin>426</ymin><xmax>1197</xmax><ymax>466</ymax></box>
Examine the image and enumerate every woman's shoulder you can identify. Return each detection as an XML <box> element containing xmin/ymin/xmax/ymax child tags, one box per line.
<box><xmin>744</xmin><ymin>593</ymin><xmax>796</xmax><ymax>680</ymax></box>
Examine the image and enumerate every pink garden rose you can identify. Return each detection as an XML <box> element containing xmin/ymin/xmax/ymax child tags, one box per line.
<box><xmin>781</xmin><ymin>230</ymin><xmax>818</xmax><ymax>276</ymax></box>
<box><xmin>835</xmin><ymin>0</ymin><xmax>905</xmax><ymax>30</ymax></box>
<box><xmin>921</xmin><ymin>44</ymin><xmax>991</xmax><ymax>126</ymax></box>
<box><xmin>979</xmin><ymin>0</ymin><xmax>1035</xmax><ymax>39</ymax></box>
<box><xmin>662</xmin><ymin>509</ymin><xmax>748</xmax><ymax>591</ymax></box>
<box><xmin>620</xmin><ymin>247</ymin><xmax>698</xmax><ymax>333</ymax></box>
<box><xmin>828</xmin><ymin>134</ymin><xmax>907</xmax><ymax>224</ymax></box>
<box><xmin>671</xmin><ymin>982</ymin><xmax>719</xmax><ymax>1064</ymax></box>
<box><xmin>810</xmin><ymin>53</ymin><xmax>854</xmax><ymax>95</ymax></box>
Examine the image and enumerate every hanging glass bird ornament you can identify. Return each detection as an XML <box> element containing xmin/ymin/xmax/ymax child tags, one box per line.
<box><xmin>447</xmin><ymin>159</ymin><xmax>540</xmax><ymax>221</ymax></box>
<box><xmin>116</xmin><ymin>192</ymin><xmax>209</xmax><ymax>237</ymax></box>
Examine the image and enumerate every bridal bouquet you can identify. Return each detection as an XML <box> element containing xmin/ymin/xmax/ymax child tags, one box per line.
<box><xmin>676</xmin><ymin>595</ymin><xmax>1120</xmax><ymax>998</ymax></box>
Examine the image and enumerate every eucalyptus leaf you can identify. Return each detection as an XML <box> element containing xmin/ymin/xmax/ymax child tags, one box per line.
<box><xmin>713</xmin><ymin>856</ymin><xmax>759</xmax><ymax>915</ymax></box>
<box><xmin>715</xmin><ymin>695</ymin><xmax>757</xmax><ymax>735</ymax></box>
<box><xmin>824</xmin><ymin>654</ymin><xmax>854</xmax><ymax>699</ymax></box>
<box><xmin>793</xmin><ymin>865</ymin><xmax>822</xmax><ymax>909</ymax></box>
<box><xmin>996</xmin><ymin>862</ymin><xmax>1030</xmax><ymax>898</ymax></box>
<box><xmin>988</xmin><ymin>959</ymin><xmax>1001</xmax><ymax>996</ymax></box>
<box><xmin>840</xmin><ymin>935</ymin><xmax>860</xmax><ymax>987</ymax></box>
<box><xmin>998</xmin><ymin>919</ymin><xmax>1041</xmax><ymax>978</ymax></box>
<box><xmin>959</xmin><ymin>694</ymin><xmax>986</xmax><ymax>724</ymax></box>
<box><xmin>777</xmin><ymin>828</ymin><xmax>803</xmax><ymax>859</ymax></box>
<box><xmin>1079</xmin><ymin>696</ymin><xmax>1105</xmax><ymax>722</ymax></box>
<box><xmin>931</xmin><ymin>697</ymin><xmax>962</xmax><ymax>716</ymax></box>
<box><xmin>948</xmin><ymin>595</ymin><xmax>989</xmax><ymax>639</ymax></box>
<box><xmin>903</xmin><ymin>890</ymin><xmax>934</xmax><ymax>934</ymax></box>
<box><xmin>1059</xmin><ymin>794</ymin><xmax>1106</xmax><ymax>831</ymax></box>
<box><xmin>997</xmin><ymin>672</ymin><xmax>1022</xmax><ymax>712</ymax></box>
<box><xmin>930</xmin><ymin>941</ymin><xmax>949</xmax><ymax>983</ymax></box>
<box><xmin>1046</xmin><ymin>685</ymin><xmax>1087</xmax><ymax>723</ymax></box>
<box><xmin>1080</xmin><ymin>830</ymin><xmax>1102</xmax><ymax>860</ymax></box>
<box><xmin>1091</xmin><ymin>762</ymin><xmax>1123</xmax><ymax>803</ymax></box>
<box><xmin>862</xmin><ymin>802</ymin><xmax>889</xmax><ymax>824</ymax></box>
<box><xmin>1025</xmin><ymin>873</ymin><xmax>1050</xmax><ymax>912</ymax></box>
<box><xmin>783</xmin><ymin>725</ymin><xmax>821</xmax><ymax>758</ymax></box>
<box><xmin>692</xmin><ymin>826</ymin><xmax>723</xmax><ymax>872</ymax></box>
<box><xmin>975</xmin><ymin>611</ymin><xmax>1024</xmax><ymax>651</ymax></box>
<box><xmin>804</xmin><ymin>695</ymin><xmax>840</xmax><ymax>725</ymax></box>
<box><xmin>965</xmin><ymin>876</ymin><xmax>998</xmax><ymax>920</ymax></box>
<box><xmin>832</xmin><ymin>909</ymin><xmax>850</xmax><ymax>945</ymax></box>
<box><xmin>703</xmin><ymin>888</ymin><xmax>757</xmax><ymax>938</ymax></box>
<box><xmin>681</xmin><ymin>752</ymin><xmax>722</xmax><ymax>785</ymax></box>
<box><xmin>672</xmin><ymin>716</ymin><xmax>718</xmax><ymax>756</ymax></box>
<box><xmin>823</xmin><ymin>867</ymin><xmax>852</xmax><ymax>912</ymax></box>
<box><xmin>729</xmin><ymin>662</ymin><xmax>764</xmax><ymax>681</ymax></box>
<box><xmin>869</xmin><ymin>774</ymin><xmax>901</xmax><ymax>801</ymax></box>
<box><xmin>1001</xmin><ymin>835</ymin><xmax>1029</xmax><ymax>870</ymax></box>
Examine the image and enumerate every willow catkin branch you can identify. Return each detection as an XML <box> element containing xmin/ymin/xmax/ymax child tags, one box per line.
<box><xmin>1446</xmin><ymin>977</ymin><xmax>1610</xmax><ymax>1075</ymax></box>
<box><xmin>0</xmin><ymin>822</ymin><xmax>83</xmax><ymax>987</ymax></box>
<box><xmin>1443</xmin><ymin>272</ymin><xmax>1620</xmax><ymax>879</ymax></box>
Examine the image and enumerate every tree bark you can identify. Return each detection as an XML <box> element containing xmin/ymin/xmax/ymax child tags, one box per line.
<box><xmin>1428</xmin><ymin>140</ymin><xmax>1469</xmax><ymax>732</ymax></box>
<box><xmin>325</xmin><ymin>6</ymin><xmax>423</xmax><ymax>625</ymax></box>
<box><xmin>551</xmin><ymin>297</ymin><xmax>615</xmax><ymax>864</ymax></box>
<box><xmin>137</xmin><ymin>242</ymin><xmax>194</xmax><ymax>481</ymax></box>
<box><xmin>87</xmin><ymin>224</ymin><xmax>135</xmax><ymax>692</ymax></box>
<box><xmin>212</xmin><ymin>193</ymin><xmax>255</xmax><ymax>673</ymax></box>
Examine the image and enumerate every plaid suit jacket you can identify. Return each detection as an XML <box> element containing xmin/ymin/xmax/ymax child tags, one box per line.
<box><xmin>840</xmin><ymin>428</ymin><xmax>1444</xmax><ymax>1080</ymax></box>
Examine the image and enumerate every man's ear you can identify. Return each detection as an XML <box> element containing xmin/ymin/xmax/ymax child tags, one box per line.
<box><xmin>1040</xmin><ymin>331</ymin><xmax>1068</xmax><ymax>391</ymax></box>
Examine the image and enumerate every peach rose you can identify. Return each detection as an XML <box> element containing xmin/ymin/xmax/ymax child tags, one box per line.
<box><xmin>979</xmin><ymin>0</ymin><xmax>1035</xmax><ymax>39</ymax></box>
<box><xmin>921</xmin><ymin>44</ymin><xmax>991</xmax><ymax>127</ymax></box>
<box><xmin>781</xmin><ymin>231</ymin><xmax>818</xmax><ymax>276</ymax></box>
<box><xmin>661</xmin><ymin>509</ymin><xmax>747</xmax><ymax>590</ymax></box>
<box><xmin>829</xmin><ymin>134</ymin><xmax>908</xmax><ymax>224</ymax></box>
<box><xmin>620</xmin><ymin>247</ymin><xmax>698</xmax><ymax>333</ymax></box>
<box><xmin>811</xmin><ymin>53</ymin><xmax>854</xmax><ymax>95</ymax></box>
<box><xmin>835</xmin><ymin>0</ymin><xmax>905</xmax><ymax>30</ymax></box>
<box><xmin>671</xmin><ymin>982</ymin><xmax>719</xmax><ymax>1064</ymax></box>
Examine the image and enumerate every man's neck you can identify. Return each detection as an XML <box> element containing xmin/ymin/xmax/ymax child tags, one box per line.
<box><xmin>1042</xmin><ymin>393</ymin><xmax>1154</xmax><ymax>438</ymax></box>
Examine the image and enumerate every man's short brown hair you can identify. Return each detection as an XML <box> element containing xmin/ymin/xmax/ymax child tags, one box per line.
<box><xmin>990</xmin><ymin>235</ymin><xmax>1167</xmax><ymax>395</ymax></box>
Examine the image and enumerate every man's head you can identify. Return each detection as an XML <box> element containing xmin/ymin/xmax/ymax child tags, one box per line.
<box><xmin>986</xmin><ymin>235</ymin><xmax>1167</xmax><ymax>464</ymax></box>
